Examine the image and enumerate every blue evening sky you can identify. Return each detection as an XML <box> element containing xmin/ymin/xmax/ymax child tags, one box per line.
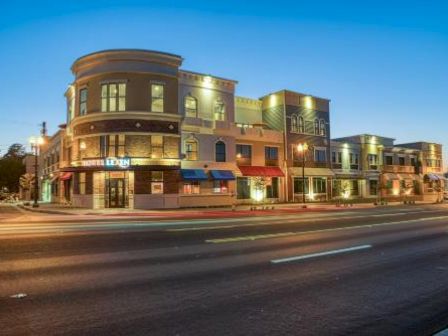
<box><xmin>0</xmin><ymin>1</ymin><xmax>447</xmax><ymax>160</ymax></box>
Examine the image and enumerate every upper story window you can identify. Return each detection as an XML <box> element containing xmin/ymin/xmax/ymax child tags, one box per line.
<box><xmin>185</xmin><ymin>139</ymin><xmax>198</xmax><ymax>161</ymax></box>
<box><xmin>265</xmin><ymin>147</ymin><xmax>278</xmax><ymax>160</ymax></box>
<box><xmin>101</xmin><ymin>83</ymin><xmax>126</xmax><ymax>112</ymax></box>
<box><xmin>215</xmin><ymin>141</ymin><xmax>226</xmax><ymax>162</ymax></box>
<box><xmin>398</xmin><ymin>156</ymin><xmax>405</xmax><ymax>166</ymax></box>
<box><xmin>410</xmin><ymin>156</ymin><xmax>416</xmax><ymax>166</ymax></box>
<box><xmin>184</xmin><ymin>95</ymin><xmax>198</xmax><ymax>118</ymax></box>
<box><xmin>298</xmin><ymin>116</ymin><xmax>304</xmax><ymax>133</ymax></box>
<box><xmin>319</xmin><ymin>119</ymin><xmax>326</xmax><ymax>136</ymax></box>
<box><xmin>236</xmin><ymin>144</ymin><xmax>252</xmax><ymax>159</ymax></box>
<box><xmin>385</xmin><ymin>155</ymin><xmax>393</xmax><ymax>165</ymax></box>
<box><xmin>314</xmin><ymin>149</ymin><xmax>326</xmax><ymax>162</ymax></box>
<box><xmin>368</xmin><ymin>154</ymin><xmax>378</xmax><ymax>169</ymax></box>
<box><xmin>151</xmin><ymin>135</ymin><xmax>164</xmax><ymax>158</ymax></box>
<box><xmin>100</xmin><ymin>134</ymin><xmax>125</xmax><ymax>157</ymax></box>
<box><xmin>79</xmin><ymin>88</ymin><xmax>88</xmax><ymax>116</ymax></box>
<box><xmin>214</xmin><ymin>99</ymin><xmax>226</xmax><ymax>121</ymax></box>
<box><xmin>350</xmin><ymin>153</ymin><xmax>359</xmax><ymax>169</ymax></box>
<box><xmin>291</xmin><ymin>115</ymin><xmax>298</xmax><ymax>132</ymax></box>
<box><xmin>314</xmin><ymin>119</ymin><xmax>320</xmax><ymax>135</ymax></box>
<box><xmin>151</xmin><ymin>84</ymin><xmax>164</xmax><ymax>112</ymax></box>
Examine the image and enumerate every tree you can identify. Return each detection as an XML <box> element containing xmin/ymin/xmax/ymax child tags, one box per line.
<box><xmin>0</xmin><ymin>143</ymin><xmax>26</xmax><ymax>193</ymax></box>
<box><xmin>3</xmin><ymin>143</ymin><xmax>26</xmax><ymax>159</ymax></box>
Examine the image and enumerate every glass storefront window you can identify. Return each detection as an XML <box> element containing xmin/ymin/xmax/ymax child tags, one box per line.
<box><xmin>213</xmin><ymin>180</ymin><xmax>228</xmax><ymax>193</ymax></box>
<box><xmin>237</xmin><ymin>177</ymin><xmax>251</xmax><ymax>199</ymax></box>
<box><xmin>313</xmin><ymin>177</ymin><xmax>327</xmax><ymax>194</ymax></box>
<box><xmin>266</xmin><ymin>177</ymin><xmax>279</xmax><ymax>198</ymax></box>
<box><xmin>151</xmin><ymin>171</ymin><xmax>163</xmax><ymax>194</ymax></box>
<box><xmin>293</xmin><ymin>177</ymin><xmax>309</xmax><ymax>194</ymax></box>
<box><xmin>184</xmin><ymin>182</ymin><xmax>200</xmax><ymax>194</ymax></box>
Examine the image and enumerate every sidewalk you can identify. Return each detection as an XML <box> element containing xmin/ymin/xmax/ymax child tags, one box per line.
<box><xmin>14</xmin><ymin>200</ymin><xmax>431</xmax><ymax>221</ymax></box>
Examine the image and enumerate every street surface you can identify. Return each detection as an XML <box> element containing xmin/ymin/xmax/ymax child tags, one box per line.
<box><xmin>2</xmin><ymin>204</ymin><xmax>448</xmax><ymax>335</ymax></box>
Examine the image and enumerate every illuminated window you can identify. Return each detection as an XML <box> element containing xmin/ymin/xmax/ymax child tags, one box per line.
<box><xmin>183</xmin><ymin>181</ymin><xmax>200</xmax><ymax>194</ymax></box>
<box><xmin>215</xmin><ymin>141</ymin><xmax>226</xmax><ymax>162</ymax></box>
<box><xmin>101</xmin><ymin>83</ymin><xmax>126</xmax><ymax>112</ymax></box>
<box><xmin>314</xmin><ymin>119</ymin><xmax>319</xmax><ymax>135</ymax></box>
<box><xmin>99</xmin><ymin>135</ymin><xmax>125</xmax><ymax>157</ymax></box>
<box><xmin>185</xmin><ymin>139</ymin><xmax>198</xmax><ymax>160</ymax></box>
<box><xmin>313</xmin><ymin>177</ymin><xmax>327</xmax><ymax>194</ymax></box>
<box><xmin>298</xmin><ymin>116</ymin><xmax>304</xmax><ymax>133</ymax></box>
<box><xmin>214</xmin><ymin>99</ymin><xmax>225</xmax><ymax>121</ymax></box>
<box><xmin>184</xmin><ymin>95</ymin><xmax>198</xmax><ymax>118</ymax></box>
<box><xmin>319</xmin><ymin>119</ymin><xmax>326</xmax><ymax>136</ymax></box>
<box><xmin>151</xmin><ymin>84</ymin><xmax>164</xmax><ymax>112</ymax></box>
<box><xmin>213</xmin><ymin>180</ymin><xmax>228</xmax><ymax>193</ymax></box>
<box><xmin>79</xmin><ymin>172</ymin><xmax>86</xmax><ymax>195</ymax></box>
<box><xmin>79</xmin><ymin>88</ymin><xmax>88</xmax><ymax>116</ymax></box>
<box><xmin>150</xmin><ymin>171</ymin><xmax>163</xmax><ymax>194</ymax></box>
<box><xmin>291</xmin><ymin>115</ymin><xmax>298</xmax><ymax>132</ymax></box>
<box><xmin>151</xmin><ymin>135</ymin><xmax>164</xmax><ymax>159</ymax></box>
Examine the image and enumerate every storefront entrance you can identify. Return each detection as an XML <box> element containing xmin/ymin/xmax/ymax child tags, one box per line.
<box><xmin>105</xmin><ymin>172</ymin><xmax>128</xmax><ymax>208</ymax></box>
<box><xmin>108</xmin><ymin>178</ymin><xmax>125</xmax><ymax>208</ymax></box>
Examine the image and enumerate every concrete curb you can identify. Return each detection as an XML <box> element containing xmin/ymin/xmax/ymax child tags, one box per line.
<box><xmin>16</xmin><ymin>204</ymin><xmax>75</xmax><ymax>216</ymax></box>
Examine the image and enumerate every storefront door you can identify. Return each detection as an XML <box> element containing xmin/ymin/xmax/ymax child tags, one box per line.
<box><xmin>108</xmin><ymin>178</ymin><xmax>125</xmax><ymax>208</ymax></box>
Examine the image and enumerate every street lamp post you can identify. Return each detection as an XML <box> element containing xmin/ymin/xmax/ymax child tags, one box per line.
<box><xmin>30</xmin><ymin>136</ymin><xmax>44</xmax><ymax>208</ymax></box>
<box><xmin>297</xmin><ymin>143</ymin><xmax>308</xmax><ymax>208</ymax></box>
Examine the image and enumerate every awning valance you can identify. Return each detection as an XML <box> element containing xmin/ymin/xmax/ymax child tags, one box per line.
<box><xmin>180</xmin><ymin>169</ymin><xmax>208</xmax><ymax>181</ymax></box>
<box><xmin>289</xmin><ymin>167</ymin><xmax>335</xmax><ymax>177</ymax></box>
<box><xmin>210</xmin><ymin>170</ymin><xmax>235</xmax><ymax>180</ymax></box>
<box><xmin>60</xmin><ymin>172</ymin><xmax>72</xmax><ymax>181</ymax></box>
<box><xmin>239</xmin><ymin>166</ymin><xmax>284</xmax><ymax>177</ymax></box>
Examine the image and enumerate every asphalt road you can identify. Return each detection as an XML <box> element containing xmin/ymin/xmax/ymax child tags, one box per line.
<box><xmin>2</xmin><ymin>204</ymin><xmax>448</xmax><ymax>335</ymax></box>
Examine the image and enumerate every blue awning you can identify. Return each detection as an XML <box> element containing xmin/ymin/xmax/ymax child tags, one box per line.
<box><xmin>180</xmin><ymin>169</ymin><xmax>208</xmax><ymax>181</ymax></box>
<box><xmin>210</xmin><ymin>170</ymin><xmax>236</xmax><ymax>180</ymax></box>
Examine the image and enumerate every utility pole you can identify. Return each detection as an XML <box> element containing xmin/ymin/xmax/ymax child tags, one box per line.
<box><xmin>31</xmin><ymin>122</ymin><xmax>46</xmax><ymax>208</ymax></box>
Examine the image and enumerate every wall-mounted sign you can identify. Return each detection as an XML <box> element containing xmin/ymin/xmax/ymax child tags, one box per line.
<box><xmin>82</xmin><ymin>159</ymin><xmax>104</xmax><ymax>167</ymax></box>
<box><xmin>105</xmin><ymin>157</ymin><xmax>131</xmax><ymax>169</ymax></box>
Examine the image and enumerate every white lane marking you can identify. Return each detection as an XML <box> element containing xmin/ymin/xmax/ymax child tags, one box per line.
<box><xmin>271</xmin><ymin>244</ymin><xmax>372</xmax><ymax>264</ymax></box>
<box><xmin>168</xmin><ymin>210</ymin><xmax>438</xmax><ymax>232</ymax></box>
<box><xmin>10</xmin><ymin>293</ymin><xmax>27</xmax><ymax>299</ymax></box>
<box><xmin>206</xmin><ymin>216</ymin><xmax>448</xmax><ymax>244</ymax></box>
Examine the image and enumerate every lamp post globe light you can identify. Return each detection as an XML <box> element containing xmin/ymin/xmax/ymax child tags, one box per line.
<box><xmin>297</xmin><ymin>142</ymin><xmax>308</xmax><ymax>208</ymax></box>
<box><xmin>29</xmin><ymin>136</ymin><xmax>44</xmax><ymax>208</ymax></box>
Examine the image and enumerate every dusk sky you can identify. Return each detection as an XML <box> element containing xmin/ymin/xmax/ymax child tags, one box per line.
<box><xmin>1</xmin><ymin>1</ymin><xmax>447</xmax><ymax>160</ymax></box>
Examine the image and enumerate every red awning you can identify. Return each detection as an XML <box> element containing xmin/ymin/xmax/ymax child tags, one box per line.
<box><xmin>60</xmin><ymin>172</ymin><xmax>73</xmax><ymax>181</ymax></box>
<box><xmin>238</xmin><ymin>166</ymin><xmax>284</xmax><ymax>177</ymax></box>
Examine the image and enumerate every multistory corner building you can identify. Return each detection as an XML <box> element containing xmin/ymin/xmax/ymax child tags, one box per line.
<box><xmin>62</xmin><ymin>50</ymin><xmax>183</xmax><ymax>209</ymax></box>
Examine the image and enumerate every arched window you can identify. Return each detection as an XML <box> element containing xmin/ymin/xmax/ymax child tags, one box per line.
<box><xmin>185</xmin><ymin>138</ymin><xmax>198</xmax><ymax>160</ymax></box>
<box><xmin>215</xmin><ymin>141</ymin><xmax>226</xmax><ymax>162</ymax></box>
<box><xmin>291</xmin><ymin>115</ymin><xmax>298</xmax><ymax>132</ymax></box>
<box><xmin>298</xmin><ymin>116</ymin><xmax>304</xmax><ymax>133</ymax></box>
<box><xmin>184</xmin><ymin>95</ymin><xmax>198</xmax><ymax>118</ymax></box>
<box><xmin>314</xmin><ymin>119</ymin><xmax>320</xmax><ymax>135</ymax></box>
<box><xmin>319</xmin><ymin>119</ymin><xmax>326</xmax><ymax>136</ymax></box>
<box><xmin>214</xmin><ymin>99</ymin><xmax>226</xmax><ymax>121</ymax></box>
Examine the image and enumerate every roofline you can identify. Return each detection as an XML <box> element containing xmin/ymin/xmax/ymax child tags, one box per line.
<box><xmin>259</xmin><ymin>89</ymin><xmax>331</xmax><ymax>102</ymax></box>
<box><xmin>73</xmin><ymin>49</ymin><xmax>183</xmax><ymax>64</ymax></box>
<box><xmin>180</xmin><ymin>69</ymin><xmax>238</xmax><ymax>84</ymax></box>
